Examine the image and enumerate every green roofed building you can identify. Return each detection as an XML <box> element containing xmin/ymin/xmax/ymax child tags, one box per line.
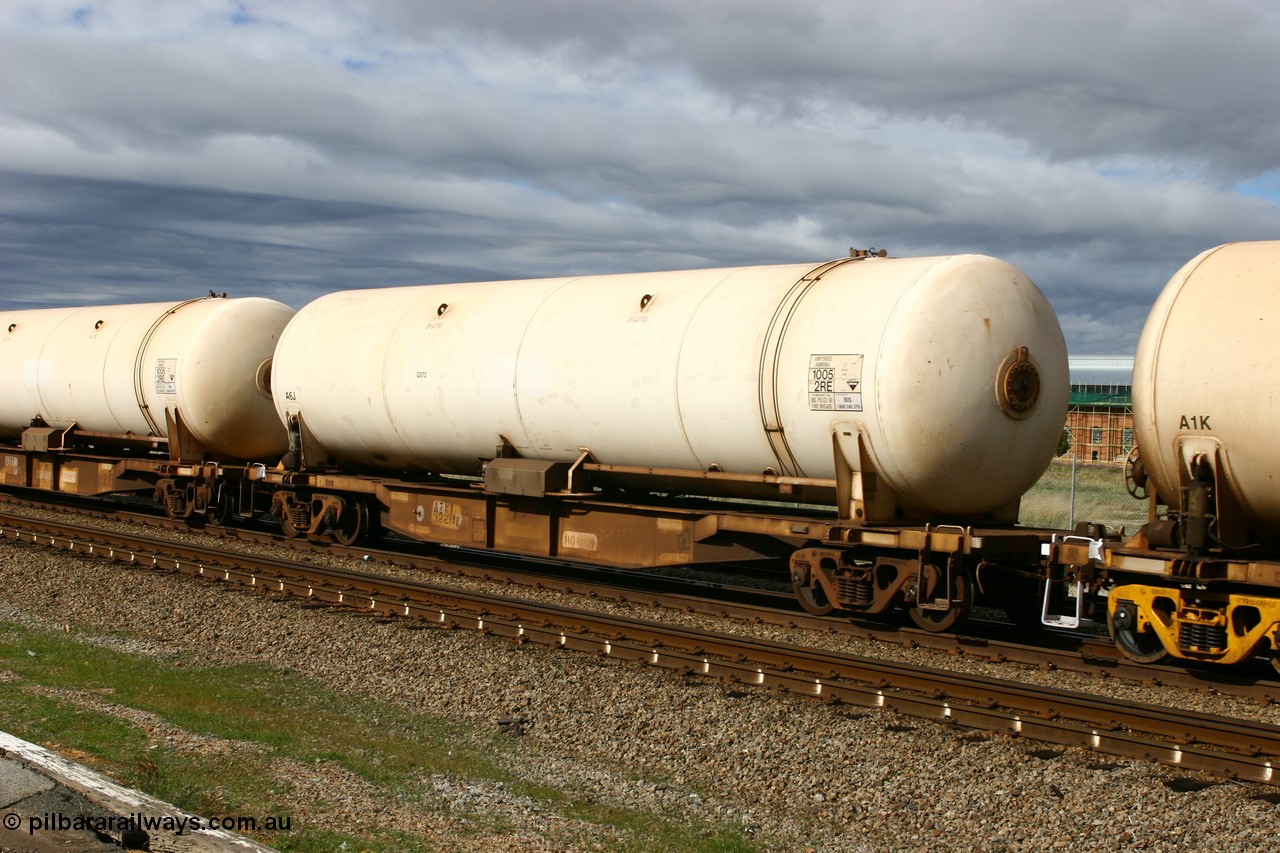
<box><xmin>1064</xmin><ymin>356</ymin><xmax>1133</xmax><ymax>464</ymax></box>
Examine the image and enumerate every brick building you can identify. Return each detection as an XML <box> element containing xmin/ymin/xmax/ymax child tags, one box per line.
<box><xmin>1063</xmin><ymin>355</ymin><xmax>1133</xmax><ymax>464</ymax></box>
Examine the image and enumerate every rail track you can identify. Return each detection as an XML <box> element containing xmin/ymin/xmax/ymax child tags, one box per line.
<box><xmin>2</xmin><ymin>508</ymin><xmax>1279</xmax><ymax>787</ymax></box>
<box><xmin>4</xmin><ymin>493</ymin><xmax>1279</xmax><ymax>703</ymax></box>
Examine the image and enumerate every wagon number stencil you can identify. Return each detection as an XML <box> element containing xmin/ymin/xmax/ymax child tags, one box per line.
<box><xmin>428</xmin><ymin>499</ymin><xmax>464</xmax><ymax>530</ymax></box>
<box><xmin>808</xmin><ymin>354</ymin><xmax>863</xmax><ymax>412</ymax></box>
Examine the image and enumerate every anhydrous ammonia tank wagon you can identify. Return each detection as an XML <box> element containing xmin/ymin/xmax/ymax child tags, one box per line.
<box><xmin>0</xmin><ymin>295</ymin><xmax>294</xmax><ymax>460</ymax></box>
<box><xmin>272</xmin><ymin>253</ymin><xmax>1068</xmax><ymax>522</ymax></box>
<box><xmin>1132</xmin><ymin>240</ymin><xmax>1280</xmax><ymax>548</ymax></box>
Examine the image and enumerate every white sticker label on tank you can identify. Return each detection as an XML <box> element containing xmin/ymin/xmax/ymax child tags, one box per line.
<box><xmin>808</xmin><ymin>354</ymin><xmax>863</xmax><ymax>412</ymax></box>
<box><xmin>154</xmin><ymin>358</ymin><xmax>178</xmax><ymax>395</ymax></box>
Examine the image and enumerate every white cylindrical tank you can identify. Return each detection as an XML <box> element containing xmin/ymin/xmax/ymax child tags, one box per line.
<box><xmin>272</xmin><ymin>254</ymin><xmax>1068</xmax><ymax>516</ymax></box>
<box><xmin>1133</xmin><ymin>240</ymin><xmax>1280</xmax><ymax>537</ymax></box>
<box><xmin>0</xmin><ymin>296</ymin><xmax>294</xmax><ymax>460</ymax></box>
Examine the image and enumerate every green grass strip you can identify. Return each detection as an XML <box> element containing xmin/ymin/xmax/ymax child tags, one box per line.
<box><xmin>0</xmin><ymin>620</ymin><xmax>753</xmax><ymax>852</ymax></box>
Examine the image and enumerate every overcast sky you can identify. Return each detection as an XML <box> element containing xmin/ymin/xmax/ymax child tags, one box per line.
<box><xmin>2</xmin><ymin>0</ymin><xmax>1277</xmax><ymax>355</ymax></box>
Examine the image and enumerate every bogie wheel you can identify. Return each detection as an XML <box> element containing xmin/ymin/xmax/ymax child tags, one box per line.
<box><xmin>906</xmin><ymin>563</ymin><xmax>973</xmax><ymax>632</ymax></box>
<box><xmin>1109</xmin><ymin>602</ymin><xmax>1168</xmax><ymax>664</ymax></box>
<box><xmin>332</xmin><ymin>499</ymin><xmax>367</xmax><ymax>547</ymax></box>
<box><xmin>206</xmin><ymin>490</ymin><xmax>236</xmax><ymax>527</ymax></box>
<box><xmin>792</xmin><ymin>564</ymin><xmax>836</xmax><ymax>617</ymax></box>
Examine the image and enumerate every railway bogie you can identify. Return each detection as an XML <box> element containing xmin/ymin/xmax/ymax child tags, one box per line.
<box><xmin>788</xmin><ymin>526</ymin><xmax>1042</xmax><ymax>629</ymax></box>
<box><xmin>1094</xmin><ymin>553</ymin><xmax>1280</xmax><ymax>670</ymax></box>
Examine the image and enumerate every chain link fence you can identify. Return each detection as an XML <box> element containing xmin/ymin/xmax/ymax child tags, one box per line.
<box><xmin>1019</xmin><ymin>458</ymin><xmax>1148</xmax><ymax>535</ymax></box>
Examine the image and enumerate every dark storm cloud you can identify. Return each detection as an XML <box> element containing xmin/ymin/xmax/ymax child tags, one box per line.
<box><xmin>1</xmin><ymin>0</ymin><xmax>1278</xmax><ymax>355</ymax></box>
<box><xmin>0</xmin><ymin>170</ymin><xmax>501</xmax><ymax>308</ymax></box>
<box><xmin>383</xmin><ymin>0</ymin><xmax>1280</xmax><ymax>178</ymax></box>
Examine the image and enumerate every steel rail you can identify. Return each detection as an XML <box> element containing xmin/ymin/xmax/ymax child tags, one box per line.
<box><xmin>4</xmin><ymin>497</ymin><xmax>1277</xmax><ymax>703</ymax></box>
<box><xmin>2</xmin><ymin>513</ymin><xmax>1279</xmax><ymax>785</ymax></box>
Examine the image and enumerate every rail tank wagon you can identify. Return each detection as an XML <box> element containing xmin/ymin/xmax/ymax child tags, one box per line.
<box><xmin>1109</xmin><ymin>240</ymin><xmax>1280</xmax><ymax>668</ymax></box>
<box><xmin>271</xmin><ymin>253</ymin><xmax>1068</xmax><ymax>522</ymax></box>
<box><xmin>0</xmin><ymin>295</ymin><xmax>294</xmax><ymax>460</ymax></box>
<box><xmin>1131</xmin><ymin>240</ymin><xmax>1280</xmax><ymax>545</ymax></box>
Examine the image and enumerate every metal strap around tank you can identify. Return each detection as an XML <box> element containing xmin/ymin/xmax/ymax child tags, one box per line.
<box><xmin>132</xmin><ymin>297</ymin><xmax>212</xmax><ymax>439</ymax></box>
<box><xmin>756</xmin><ymin>257</ymin><xmax>858</xmax><ymax>478</ymax></box>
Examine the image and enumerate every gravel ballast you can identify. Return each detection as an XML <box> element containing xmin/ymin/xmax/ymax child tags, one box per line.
<box><xmin>0</xmin><ymin>512</ymin><xmax>1277</xmax><ymax>851</ymax></box>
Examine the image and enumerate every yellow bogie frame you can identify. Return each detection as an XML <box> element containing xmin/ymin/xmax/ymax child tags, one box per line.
<box><xmin>1108</xmin><ymin>583</ymin><xmax>1280</xmax><ymax>667</ymax></box>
